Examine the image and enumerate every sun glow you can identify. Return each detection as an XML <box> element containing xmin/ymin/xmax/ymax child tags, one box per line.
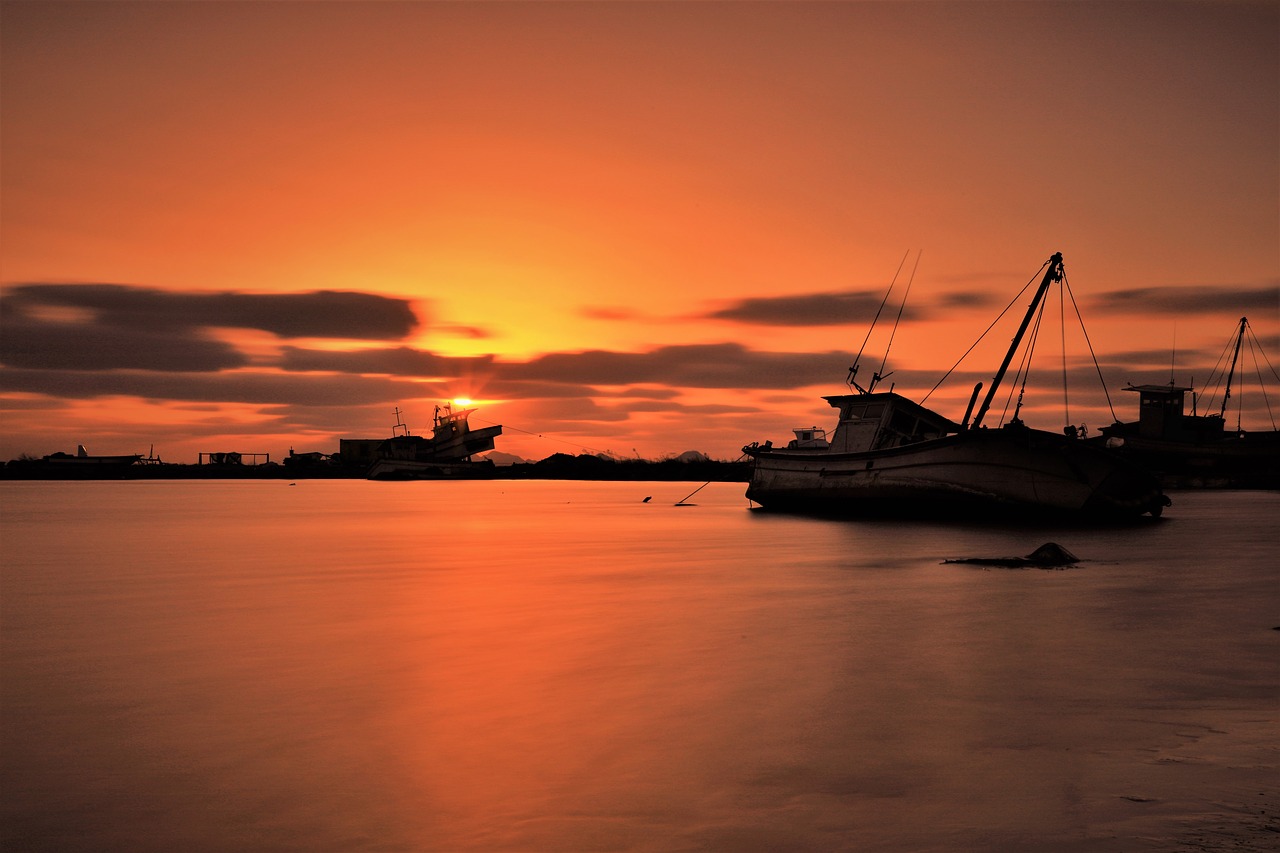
<box><xmin>452</xmin><ymin>398</ymin><xmax>474</xmax><ymax>408</ymax></box>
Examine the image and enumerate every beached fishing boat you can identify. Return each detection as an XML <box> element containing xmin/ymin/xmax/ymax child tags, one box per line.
<box><xmin>1095</xmin><ymin>317</ymin><xmax>1280</xmax><ymax>488</ymax></box>
<box><xmin>342</xmin><ymin>404</ymin><xmax>503</xmax><ymax>480</ymax></box>
<box><xmin>742</xmin><ymin>252</ymin><xmax>1169</xmax><ymax>520</ymax></box>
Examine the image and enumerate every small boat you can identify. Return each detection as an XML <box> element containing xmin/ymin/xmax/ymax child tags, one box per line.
<box><xmin>352</xmin><ymin>404</ymin><xmax>503</xmax><ymax>480</ymax></box>
<box><xmin>742</xmin><ymin>252</ymin><xmax>1169</xmax><ymax>521</ymax></box>
<box><xmin>1095</xmin><ymin>317</ymin><xmax>1280</xmax><ymax>488</ymax></box>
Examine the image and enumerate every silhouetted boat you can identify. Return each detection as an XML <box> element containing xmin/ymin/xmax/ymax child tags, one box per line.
<box><xmin>742</xmin><ymin>253</ymin><xmax>1169</xmax><ymax>520</ymax></box>
<box><xmin>1095</xmin><ymin>317</ymin><xmax>1280</xmax><ymax>488</ymax></box>
<box><xmin>346</xmin><ymin>404</ymin><xmax>503</xmax><ymax>480</ymax></box>
<box><xmin>41</xmin><ymin>445</ymin><xmax>143</xmax><ymax>467</ymax></box>
<box><xmin>0</xmin><ymin>444</ymin><xmax>146</xmax><ymax>479</ymax></box>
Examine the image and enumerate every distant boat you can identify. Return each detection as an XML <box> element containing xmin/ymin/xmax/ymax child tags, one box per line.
<box><xmin>345</xmin><ymin>404</ymin><xmax>503</xmax><ymax>480</ymax></box>
<box><xmin>1096</xmin><ymin>317</ymin><xmax>1280</xmax><ymax>488</ymax></box>
<box><xmin>41</xmin><ymin>444</ymin><xmax>143</xmax><ymax>467</ymax></box>
<box><xmin>0</xmin><ymin>444</ymin><xmax>147</xmax><ymax>479</ymax></box>
<box><xmin>742</xmin><ymin>252</ymin><xmax>1170</xmax><ymax>521</ymax></box>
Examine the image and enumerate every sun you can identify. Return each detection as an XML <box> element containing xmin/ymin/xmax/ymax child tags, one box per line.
<box><xmin>452</xmin><ymin>398</ymin><xmax>474</xmax><ymax>408</ymax></box>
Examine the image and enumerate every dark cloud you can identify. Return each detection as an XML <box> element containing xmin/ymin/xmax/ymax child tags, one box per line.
<box><xmin>509</xmin><ymin>343</ymin><xmax>854</xmax><ymax>389</ymax></box>
<box><xmin>0</xmin><ymin>316</ymin><xmax>246</xmax><ymax>371</ymax></box>
<box><xmin>1088</xmin><ymin>284</ymin><xmax>1279</xmax><ymax>316</ymax></box>
<box><xmin>0</xmin><ymin>368</ymin><xmax>435</xmax><ymax>407</ymax></box>
<box><xmin>278</xmin><ymin>346</ymin><xmax>494</xmax><ymax>377</ymax></box>
<box><xmin>937</xmin><ymin>290</ymin><xmax>1002</xmax><ymax>309</ymax></box>
<box><xmin>614</xmin><ymin>387</ymin><xmax>681</xmax><ymax>400</ymax></box>
<box><xmin>592</xmin><ymin>291</ymin><xmax>995</xmax><ymax>329</ymax></box>
<box><xmin>704</xmin><ymin>291</ymin><xmax>926</xmax><ymax>326</ymax></box>
<box><xmin>3</xmin><ymin>283</ymin><xmax>419</xmax><ymax>339</ymax></box>
<box><xmin>480</xmin><ymin>379</ymin><xmax>606</xmax><ymax>400</ymax></box>
<box><xmin>513</xmin><ymin>397</ymin><xmax>632</xmax><ymax>424</ymax></box>
<box><xmin>1</xmin><ymin>283</ymin><xmax>424</xmax><ymax>374</ymax></box>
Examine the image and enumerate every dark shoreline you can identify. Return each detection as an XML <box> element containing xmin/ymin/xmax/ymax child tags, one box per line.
<box><xmin>0</xmin><ymin>453</ymin><xmax>752</xmax><ymax>483</ymax></box>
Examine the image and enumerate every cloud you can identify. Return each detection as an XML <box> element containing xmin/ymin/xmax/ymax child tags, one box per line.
<box><xmin>0</xmin><ymin>316</ymin><xmax>247</xmax><ymax>371</ymax></box>
<box><xmin>703</xmin><ymin>291</ymin><xmax>925</xmax><ymax>326</ymax></box>
<box><xmin>279</xmin><ymin>346</ymin><xmax>494</xmax><ymax>377</ymax></box>
<box><xmin>0</xmin><ymin>368</ymin><xmax>435</xmax><ymax>407</ymax></box>
<box><xmin>937</xmin><ymin>290</ymin><xmax>1002</xmax><ymax>309</ymax></box>
<box><xmin>1088</xmin><ymin>283</ymin><xmax>1279</xmax><ymax>316</ymax></box>
<box><xmin>2</xmin><ymin>283</ymin><xmax>419</xmax><ymax>339</ymax></box>
<box><xmin>508</xmin><ymin>343</ymin><xmax>854</xmax><ymax>389</ymax></box>
<box><xmin>1</xmin><ymin>283</ymin><xmax>425</xmax><ymax>375</ymax></box>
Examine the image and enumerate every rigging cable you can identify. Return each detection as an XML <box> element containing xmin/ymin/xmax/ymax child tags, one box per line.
<box><xmin>1198</xmin><ymin>330</ymin><xmax>1240</xmax><ymax>416</ymax></box>
<box><xmin>1001</xmin><ymin>293</ymin><xmax>1048</xmax><ymax>425</ymax></box>
<box><xmin>876</xmin><ymin>250</ymin><xmax>922</xmax><ymax>384</ymax></box>
<box><xmin>470</xmin><ymin>416</ymin><xmax>618</xmax><ymax>459</ymax></box>
<box><xmin>1062</xmin><ymin>271</ymin><xmax>1118</xmax><ymax>423</ymax></box>
<box><xmin>920</xmin><ymin>259</ymin><xmax>1046</xmax><ymax>405</ymax></box>
<box><xmin>849</xmin><ymin>250</ymin><xmax>911</xmax><ymax>390</ymax></box>
<box><xmin>1245</xmin><ymin>320</ymin><xmax>1280</xmax><ymax>430</ymax></box>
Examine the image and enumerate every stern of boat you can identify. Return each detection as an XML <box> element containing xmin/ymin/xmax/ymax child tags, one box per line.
<box><xmin>1080</xmin><ymin>461</ymin><xmax>1171</xmax><ymax>519</ymax></box>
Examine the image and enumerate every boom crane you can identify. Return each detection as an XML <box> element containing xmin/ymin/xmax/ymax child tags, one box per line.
<box><xmin>970</xmin><ymin>252</ymin><xmax>1064</xmax><ymax>430</ymax></box>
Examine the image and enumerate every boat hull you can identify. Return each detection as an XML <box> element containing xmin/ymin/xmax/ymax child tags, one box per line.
<box><xmin>366</xmin><ymin>459</ymin><xmax>497</xmax><ymax>481</ymax></box>
<box><xmin>1093</xmin><ymin>432</ymin><xmax>1280</xmax><ymax>489</ymax></box>
<box><xmin>745</xmin><ymin>426</ymin><xmax>1167</xmax><ymax>521</ymax></box>
<box><xmin>364</xmin><ymin>424</ymin><xmax>502</xmax><ymax>480</ymax></box>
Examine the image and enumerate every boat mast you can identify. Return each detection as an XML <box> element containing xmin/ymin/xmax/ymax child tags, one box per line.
<box><xmin>970</xmin><ymin>252</ymin><xmax>1064</xmax><ymax>430</ymax></box>
<box><xmin>391</xmin><ymin>407</ymin><xmax>410</xmax><ymax>437</ymax></box>
<box><xmin>1219</xmin><ymin>316</ymin><xmax>1246</xmax><ymax>420</ymax></box>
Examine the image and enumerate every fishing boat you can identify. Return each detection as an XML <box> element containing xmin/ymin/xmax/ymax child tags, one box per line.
<box><xmin>40</xmin><ymin>445</ymin><xmax>144</xmax><ymax>467</ymax></box>
<box><xmin>1</xmin><ymin>444</ymin><xmax>146</xmax><ymax>479</ymax></box>
<box><xmin>1095</xmin><ymin>317</ymin><xmax>1280</xmax><ymax>488</ymax></box>
<box><xmin>343</xmin><ymin>403</ymin><xmax>503</xmax><ymax>480</ymax></box>
<box><xmin>742</xmin><ymin>252</ymin><xmax>1169</xmax><ymax>520</ymax></box>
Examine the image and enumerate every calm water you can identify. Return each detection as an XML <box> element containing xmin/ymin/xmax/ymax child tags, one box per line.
<box><xmin>2</xmin><ymin>481</ymin><xmax>1277</xmax><ymax>852</ymax></box>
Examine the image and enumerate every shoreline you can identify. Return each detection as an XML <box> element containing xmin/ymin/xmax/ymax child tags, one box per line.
<box><xmin>0</xmin><ymin>455</ymin><xmax>752</xmax><ymax>483</ymax></box>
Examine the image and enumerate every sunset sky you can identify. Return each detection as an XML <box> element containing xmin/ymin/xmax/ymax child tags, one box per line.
<box><xmin>2</xmin><ymin>1</ymin><xmax>1277</xmax><ymax>464</ymax></box>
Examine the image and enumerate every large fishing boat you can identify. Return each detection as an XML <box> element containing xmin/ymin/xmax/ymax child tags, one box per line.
<box><xmin>340</xmin><ymin>404</ymin><xmax>503</xmax><ymax>480</ymax></box>
<box><xmin>742</xmin><ymin>252</ymin><xmax>1169</xmax><ymax>520</ymax></box>
<box><xmin>1096</xmin><ymin>317</ymin><xmax>1280</xmax><ymax>488</ymax></box>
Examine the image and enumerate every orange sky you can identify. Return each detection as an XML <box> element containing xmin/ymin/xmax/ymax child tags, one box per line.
<box><xmin>2</xmin><ymin>1</ymin><xmax>1277</xmax><ymax>463</ymax></box>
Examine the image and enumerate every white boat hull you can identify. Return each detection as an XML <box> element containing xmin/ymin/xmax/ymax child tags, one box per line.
<box><xmin>746</xmin><ymin>425</ymin><xmax>1167</xmax><ymax>520</ymax></box>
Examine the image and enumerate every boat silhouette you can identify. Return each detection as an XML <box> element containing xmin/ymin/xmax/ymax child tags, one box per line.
<box><xmin>742</xmin><ymin>252</ymin><xmax>1169</xmax><ymax>521</ymax></box>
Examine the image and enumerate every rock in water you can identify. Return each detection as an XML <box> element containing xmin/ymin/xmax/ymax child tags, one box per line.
<box><xmin>1025</xmin><ymin>542</ymin><xmax>1078</xmax><ymax>565</ymax></box>
<box><xmin>944</xmin><ymin>542</ymin><xmax>1080</xmax><ymax>567</ymax></box>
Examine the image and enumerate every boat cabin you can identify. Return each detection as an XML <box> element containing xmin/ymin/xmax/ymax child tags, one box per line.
<box><xmin>1106</xmin><ymin>384</ymin><xmax>1227</xmax><ymax>442</ymax></box>
<box><xmin>787</xmin><ymin>427</ymin><xmax>829</xmax><ymax>449</ymax></box>
<box><xmin>820</xmin><ymin>392</ymin><xmax>959</xmax><ymax>453</ymax></box>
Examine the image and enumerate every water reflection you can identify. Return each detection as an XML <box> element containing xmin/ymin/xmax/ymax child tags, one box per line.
<box><xmin>2</xmin><ymin>482</ymin><xmax>1277</xmax><ymax>851</ymax></box>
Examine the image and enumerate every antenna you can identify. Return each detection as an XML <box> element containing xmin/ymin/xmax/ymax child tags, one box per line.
<box><xmin>871</xmin><ymin>250</ymin><xmax>921</xmax><ymax>392</ymax></box>
<box><xmin>848</xmin><ymin>250</ymin><xmax>910</xmax><ymax>394</ymax></box>
<box><xmin>391</xmin><ymin>407</ymin><xmax>410</xmax><ymax>437</ymax></box>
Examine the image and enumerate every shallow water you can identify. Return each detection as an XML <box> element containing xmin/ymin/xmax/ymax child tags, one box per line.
<box><xmin>2</xmin><ymin>481</ymin><xmax>1277</xmax><ymax>851</ymax></box>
